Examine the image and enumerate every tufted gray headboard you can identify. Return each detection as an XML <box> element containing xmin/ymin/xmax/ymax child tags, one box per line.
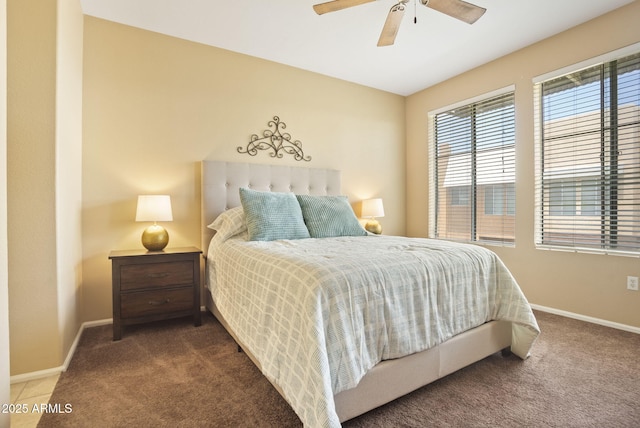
<box><xmin>200</xmin><ymin>161</ymin><xmax>341</xmax><ymax>251</ymax></box>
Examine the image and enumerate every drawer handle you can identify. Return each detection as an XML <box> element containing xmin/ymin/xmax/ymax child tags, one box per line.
<box><xmin>146</xmin><ymin>273</ymin><xmax>170</xmax><ymax>279</ymax></box>
<box><xmin>148</xmin><ymin>299</ymin><xmax>170</xmax><ymax>306</ymax></box>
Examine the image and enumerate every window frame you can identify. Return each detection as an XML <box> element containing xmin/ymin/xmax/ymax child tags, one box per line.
<box><xmin>428</xmin><ymin>86</ymin><xmax>516</xmax><ymax>247</ymax></box>
<box><xmin>533</xmin><ymin>43</ymin><xmax>640</xmax><ymax>257</ymax></box>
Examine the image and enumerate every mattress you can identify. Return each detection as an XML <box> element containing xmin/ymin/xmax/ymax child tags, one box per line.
<box><xmin>206</xmin><ymin>230</ymin><xmax>539</xmax><ymax>427</ymax></box>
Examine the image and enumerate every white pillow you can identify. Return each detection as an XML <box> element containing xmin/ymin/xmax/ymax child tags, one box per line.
<box><xmin>207</xmin><ymin>206</ymin><xmax>247</xmax><ymax>241</ymax></box>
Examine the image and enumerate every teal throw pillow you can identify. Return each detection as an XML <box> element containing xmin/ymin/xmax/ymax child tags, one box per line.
<box><xmin>239</xmin><ymin>187</ymin><xmax>311</xmax><ymax>241</ymax></box>
<box><xmin>296</xmin><ymin>195</ymin><xmax>367</xmax><ymax>238</ymax></box>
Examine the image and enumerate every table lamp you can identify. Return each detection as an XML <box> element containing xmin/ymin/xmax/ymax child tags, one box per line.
<box><xmin>361</xmin><ymin>198</ymin><xmax>384</xmax><ymax>234</ymax></box>
<box><xmin>135</xmin><ymin>195</ymin><xmax>173</xmax><ymax>251</ymax></box>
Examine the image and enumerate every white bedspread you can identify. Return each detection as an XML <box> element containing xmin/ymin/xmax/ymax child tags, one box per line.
<box><xmin>207</xmin><ymin>234</ymin><xmax>539</xmax><ymax>428</ymax></box>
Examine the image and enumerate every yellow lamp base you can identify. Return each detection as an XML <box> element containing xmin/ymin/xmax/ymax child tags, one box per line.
<box><xmin>365</xmin><ymin>219</ymin><xmax>382</xmax><ymax>235</ymax></box>
<box><xmin>141</xmin><ymin>224</ymin><xmax>169</xmax><ymax>251</ymax></box>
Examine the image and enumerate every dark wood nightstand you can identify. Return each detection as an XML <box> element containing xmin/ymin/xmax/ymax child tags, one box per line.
<box><xmin>109</xmin><ymin>246</ymin><xmax>202</xmax><ymax>340</ymax></box>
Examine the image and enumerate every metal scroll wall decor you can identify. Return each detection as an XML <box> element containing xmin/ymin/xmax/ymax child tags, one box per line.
<box><xmin>237</xmin><ymin>116</ymin><xmax>311</xmax><ymax>162</ymax></box>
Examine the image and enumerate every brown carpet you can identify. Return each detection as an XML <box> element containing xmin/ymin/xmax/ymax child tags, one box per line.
<box><xmin>38</xmin><ymin>310</ymin><xmax>640</xmax><ymax>427</ymax></box>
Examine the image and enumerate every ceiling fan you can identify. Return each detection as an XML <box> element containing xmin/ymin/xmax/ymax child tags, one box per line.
<box><xmin>313</xmin><ymin>0</ymin><xmax>487</xmax><ymax>47</ymax></box>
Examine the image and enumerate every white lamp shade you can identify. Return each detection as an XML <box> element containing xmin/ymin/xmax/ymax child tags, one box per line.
<box><xmin>361</xmin><ymin>198</ymin><xmax>384</xmax><ymax>218</ymax></box>
<box><xmin>135</xmin><ymin>195</ymin><xmax>173</xmax><ymax>222</ymax></box>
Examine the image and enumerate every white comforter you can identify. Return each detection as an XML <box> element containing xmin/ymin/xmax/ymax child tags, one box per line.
<box><xmin>207</xmin><ymin>234</ymin><xmax>539</xmax><ymax>428</ymax></box>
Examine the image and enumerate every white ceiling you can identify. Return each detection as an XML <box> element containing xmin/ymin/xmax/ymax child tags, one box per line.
<box><xmin>80</xmin><ymin>0</ymin><xmax>635</xmax><ymax>96</ymax></box>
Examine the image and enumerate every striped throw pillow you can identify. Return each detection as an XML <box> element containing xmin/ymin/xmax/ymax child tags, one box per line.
<box><xmin>296</xmin><ymin>195</ymin><xmax>367</xmax><ymax>238</ymax></box>
<box><xmin>239</xmin><ymin>187</ymin><xmax>310</xmax><ymax>241</ymax></box>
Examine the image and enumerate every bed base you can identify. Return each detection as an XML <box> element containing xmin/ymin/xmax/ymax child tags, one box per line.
<box><xmin>205</xmin><ymin>293</ymin><xmax>512</xmax><ymax>423</ymax></box>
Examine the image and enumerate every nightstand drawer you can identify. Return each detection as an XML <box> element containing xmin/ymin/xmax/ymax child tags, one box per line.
<box><xmin>121</xmin><ymin>287</ymin><xmax>194</xmax><ymax>319</ymax></box>
<box><xmin>120</xmin><ymin>260</ymin><xmax>194</xmax><ymax>291</ymax></box>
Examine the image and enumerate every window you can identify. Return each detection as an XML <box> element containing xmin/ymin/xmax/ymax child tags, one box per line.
<box><xmin>548</xmin><ymin>180</ymin><xmax>576</xmax><ymax>216</ymax></box>
<box><xmin>484</xmin><ymin>185</ymin><xmax>504</xmax><ymax>215</ymax></box>
<box><xmin>429</xmin><ymin>90</ymin><xmax>516</xmax><ymax>245</ymax></box>
<box><xmin>580</xmin><ymin>180</ymin><xmax>600</xmax><ymax>217</ymax></box>
<box><xmin>534</xmin><ymin>50</ymin><xmax>640</xmax><ymax>255</ymax></box>
<box><xmin>485</xmin><ymin>183</ymin><xmax>516</xmax><ymax>216</ymax></box>
<box><xmin>450</xmin><ymin>186</ymin><xmax>470</xmax><ymax>206</ymax></box>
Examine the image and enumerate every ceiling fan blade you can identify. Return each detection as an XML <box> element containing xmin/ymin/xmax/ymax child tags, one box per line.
<box><xmin>423</xmin><ymin>0</ymin><xmax>486</xmax><ymax>24</ymax></box>
<box><xmin>313</xmin><ymin>0</ymin><xmax>375</xmax><ymax>15</ymax></box>
<box><xmin>377</xmin><ymin>2</ymin><xmax>407</xmax><ymax>47</ymax></box>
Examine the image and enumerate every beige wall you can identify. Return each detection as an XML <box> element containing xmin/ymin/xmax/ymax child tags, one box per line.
<box><xmin>7</xmin><ymin>0</ymin><xmax>83</xmax><ymax>375</ymax></box>
<box><xmin>8</xmin><ymin>0</ymin><xmax>60</xmax><ymax>374</ymax></box>
<box><xmin>406</xmin><ymin>1</ymin><xmax>640</xmax><ymax>328</ymax></box>
<box><xmin>81</xmin><ymin>17</ymin><xmax>406</xmax><ymax>321</ymax></box>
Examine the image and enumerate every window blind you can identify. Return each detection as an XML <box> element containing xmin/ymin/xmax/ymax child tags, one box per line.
<box><xmin>534</xmin><ymin>52</ymin><xmax>640</xmax><ymax>255</ymax></box>
<box><xmin>429</xmin><ymin>91</ymin><xmax>516</xmax><ymax>245</ymax></box>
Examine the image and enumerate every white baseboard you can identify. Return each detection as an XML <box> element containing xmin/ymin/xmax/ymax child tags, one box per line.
<box><xmin>10</xmin><ymin>318</ymin><xmax>112</xmax><ymax>384</ymax></box>
<box><xmin>9</xmin><ymin>366</ymin><xmax>65</xmax><ymax>384</ymax></box>
<box><xmin>531</xmin><ymin>304</ymin><xmax>640</xmax><ymax>334</ymax></box>
<box><xmin>61</xmin><ymin>318</ymin><xmax>112</xmax><ymax>371</ymax></box>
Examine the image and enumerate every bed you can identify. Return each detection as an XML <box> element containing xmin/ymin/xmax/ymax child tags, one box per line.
<box><xmin>201</xmin><ymin>160</ymin><xmax>539</xmax><ymax>427</ymax></box>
